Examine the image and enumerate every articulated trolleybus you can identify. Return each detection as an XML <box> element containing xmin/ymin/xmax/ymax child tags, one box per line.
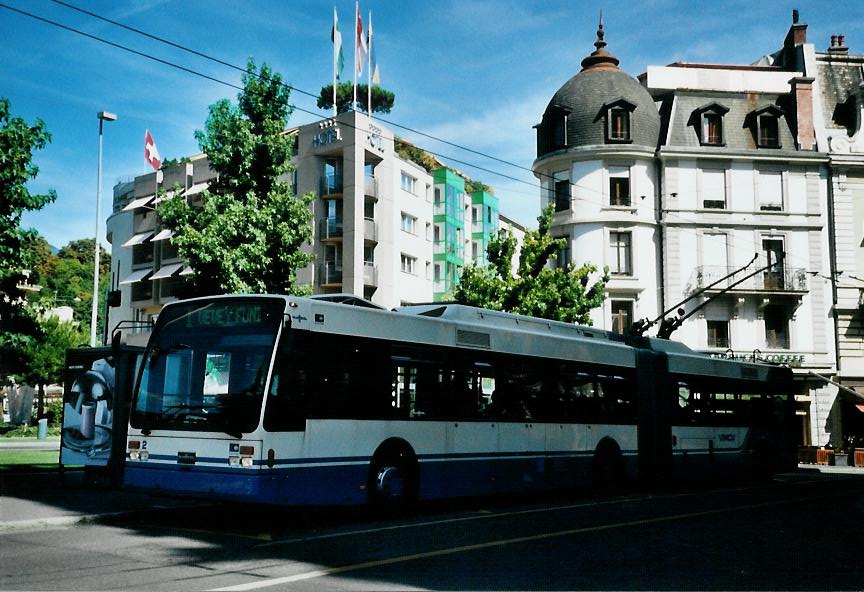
<box><xmin>125</xmin><ymin>294</ymin><xmax>796</xmax><ymax>505</ymax></box>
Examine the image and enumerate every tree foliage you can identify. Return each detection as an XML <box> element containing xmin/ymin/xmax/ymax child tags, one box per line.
<box><xmin>159</xmin><ymin>59</ymin><xmax>313</xmax><ymax>296</ymax></box>
<box><xmin>454</xmin><ymin>205</ymin><xmax>608</xmax><ymax>324</ymax></box>
<box><xmin>18</xmin><ymin>314</ymin><xmax>86</xmax><ymax>417</ymax></box>
<box><xmin>0</xmin><ymin>98</ymin><xmax>56</xmax><ymax>377</ymax></box>
<box><xmin>317</xmin><ymin>82</ymin><xmax>395</xmax><ymax>114</ymax></box>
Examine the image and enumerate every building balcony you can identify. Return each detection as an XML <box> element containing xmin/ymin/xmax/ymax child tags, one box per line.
<box><xmin>319</xmin><ymin>217</ymin><xmax>343</xmax><ymax>240</ymax></box>
<box><xmin>685</xmin><ymin>266</ymin><xmax>808</xmax><ymax>295</ymax></box>
<box><xmin>319</xmin><ymin>261</ymin><xmax>342</xmax><ymax>286</ymax></box>
<box><xmin>364</xmin><ymin>217</ymin><xmax>377</xmax><ymax>242</ymax></box>
<box><xmin>364</xmin><ymin>175</ymin><xmax>378</xmax><ymax>198</ymax></box>
<box><xmin>363</xmin><ymin>262</ymin><xmax>378</xmax><ymax>286</ymax></box>
<box><xmin>319</xmin><ymin>173</ymin><xmax>343</xmax><ymax>197</ymax></box>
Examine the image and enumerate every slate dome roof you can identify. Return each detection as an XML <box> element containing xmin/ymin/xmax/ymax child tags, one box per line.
<box><xmin>536</xmin><ymin>21</ymin><xmax>661</xmax><ymax>157</ymax></box>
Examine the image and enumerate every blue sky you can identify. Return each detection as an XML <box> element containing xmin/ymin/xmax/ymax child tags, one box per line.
<box><xmin>4</xmin><ymin>0</ymin><xmax>863</xmax><ymax>250</ymax></box>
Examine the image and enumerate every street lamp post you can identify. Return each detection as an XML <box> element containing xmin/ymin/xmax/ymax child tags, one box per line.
<box><xmin>91</xmin><ymin>111</ymin><xmax>117</xmax><ymax>347</ymax></box>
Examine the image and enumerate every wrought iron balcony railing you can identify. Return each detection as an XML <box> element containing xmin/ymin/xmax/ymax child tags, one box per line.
<box><xmin>685</xmin><ymin>265</ymin><xmax>808</xmax><ymax>295</ymax></box>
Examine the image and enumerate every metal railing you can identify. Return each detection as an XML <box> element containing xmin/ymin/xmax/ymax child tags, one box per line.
<box><xmin>319</xmin><ymin>261</ymin><xmax>343</xmax><ymax>285</ymax></box>
<box><xmin>319</xmin><ymin>173</ymin><xmax>343</xmax><ymax>196</ymax></box>
<box><xmin>685</xmin><ymin>265</ymin><xmax>808</xmax><ymax>294</ymax></box>
<box><xmin>318</xmin><ymin>217</ymin><xmax>343</xmax><ymax>239</ymax></box>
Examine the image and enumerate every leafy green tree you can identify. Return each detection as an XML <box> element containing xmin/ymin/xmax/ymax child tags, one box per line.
<box><xmin>159</xmin><ymin>59</ymin><xmax>313</xmax><ymax>296</ymax></box>
<box><xmin>0</xmin><ymin>98</ymin><xmax>57</xmax><ymax>377</ymax></box>
<box><xmin>18</xmin><ymin>315</ymin><xmax>86</xmax><ymax>418</ymax></box>
<box><xmin>317</xmin><ymin>82</ymin><xmax>395</xmax><ymax>114</ymax></box>
<box><xmin>455</xmin><ymin>205</ymin><xmax>608</xmax><ymax>324</ymax></box>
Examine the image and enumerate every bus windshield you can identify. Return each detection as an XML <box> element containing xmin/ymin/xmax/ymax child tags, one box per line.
<box><xmin>130</xmin><ymin>298</ymin><xmax>284</xmax><ymax>436</ymax></box>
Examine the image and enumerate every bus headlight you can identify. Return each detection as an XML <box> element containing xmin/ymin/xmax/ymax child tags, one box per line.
<box><xmin>240</xmin><ymin>456</ymin><xmax>254</xmax><ymax>468</ymax></box>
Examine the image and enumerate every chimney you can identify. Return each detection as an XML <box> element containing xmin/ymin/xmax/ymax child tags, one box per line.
<box><xmin>828</xmin><ymin>34</ymin><xmax>849</xmax><ymax>55</ymax></box>
<box><xmin>790</xmin><ymin>77</ymin><xmax>816</xmax><ymax>151</ymax></box>
<box><xmin>784</xmin><ymin>9</ymin><xmax>808</xmax><ymax>49</ymax></box>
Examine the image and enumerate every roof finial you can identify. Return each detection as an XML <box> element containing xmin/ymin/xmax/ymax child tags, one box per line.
<box><xmin>580</xmin><ymin>10</ymin><xmax>620</xmax><ymax>72</ymax></box>
<box><xmin>596</xmin><ymin>10</ymin><xmax>606</xmax><ymax>49</ymax></box>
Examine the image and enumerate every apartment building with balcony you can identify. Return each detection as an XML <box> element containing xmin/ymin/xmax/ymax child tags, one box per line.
<box><xmin>533</xmin><ymin>15</ymin><xmax>842</xmax><ymax>446</ymax></box>
<box><xmin>107</xmin><ymin>110</ymin><xmax>519</xmax><ymax>335</ymax></box>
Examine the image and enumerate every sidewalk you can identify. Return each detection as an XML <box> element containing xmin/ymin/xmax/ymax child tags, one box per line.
<box><xmin>0</xmin><ymin>463</ymin><xmax>203</xmax><ymax>533</ymax></box>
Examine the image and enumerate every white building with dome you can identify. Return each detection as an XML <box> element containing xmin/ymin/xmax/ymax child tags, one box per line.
<box><xmin>533</xmin><ymin>16</ymin><xmax>840</xmax><ymax>448</ymax></box>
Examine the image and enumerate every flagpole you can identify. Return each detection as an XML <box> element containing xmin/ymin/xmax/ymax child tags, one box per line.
<box><xmin>353</xmin><ymin>1</ymin><xmax>358</xmax><ymax>111</ymax></box>
<box><xmin>333</xmin><ymin>7</ymin><xmax>338</xmax><ymax>118</ymax></box>
<box><xmin>367</xmin><ymin>9</ymin><xmax>372</xmax><ymax>122</ymax></box>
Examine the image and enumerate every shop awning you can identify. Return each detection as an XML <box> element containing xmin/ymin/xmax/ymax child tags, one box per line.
<box><xmin>121</xmin><ymin>232</ymin><xmax>154</xmax><ymax>247</ymax></box>
<box><xmin>183</xmin><ymin>182</ymin><xmax>209</xmax><ymax>197</ymax></box>
<box><xmin>122</xmin><ymin>195</ymin><xmax>154</xmax><ymax>212</ymax></box>
<box><xmin>149</xmin><ymin>262</ymin><xmax>184</xmax><ymax>280</ymax></box>
<box><xmin>180</xmin><ymin>266</ymin><xmax>194</xmax><ymax>276</ymax></box>
<box><xmin>119</xmin><ymin>268</ymin><xmax>153</xmax><ymax>285</ymax></box>
<box><xmin>154</xmin><ymin>189</ymin><xmax>179</xmax><ymax>204</ymax></box>
<box><xmin>150</xmin><ymin>228</ymin><xmax>173</xmax><ymax>242</ymax></box>
<box><xmin>805</xmin><ymin>371</ymin><xmax>864</xmax><ymax>402</ymax></box>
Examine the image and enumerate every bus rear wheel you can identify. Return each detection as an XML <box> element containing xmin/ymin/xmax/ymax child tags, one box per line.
<box><xmin>592</xmin><ymin>439</ymin><xmax>625</xmax><ymax>495</ymax></box>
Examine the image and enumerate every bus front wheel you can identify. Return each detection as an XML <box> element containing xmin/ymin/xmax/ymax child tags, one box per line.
<box><xmin>368</xmin><ymin>444</ymin><xmax>418</xmax><ymax>509</ymax></box>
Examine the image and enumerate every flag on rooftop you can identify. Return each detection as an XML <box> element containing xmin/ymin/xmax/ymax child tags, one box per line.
<box><xmin>144</xmin><ymin>130</ymin><xmax>161</xmax><ymax>171</ymax></box>
<box><xmin>355</xmin><ymin>5</ymin><xmax>367</xmax><ymax>75</ymax></box>
<box><xmin>368</xmin><ymin>12</ymin><xmax>379</xmax><ymax>84</ymax></box>
<box><xmin>332</xmin><ymin>7</ymin><xmax>344</xmax><ymax>81</ymax></box>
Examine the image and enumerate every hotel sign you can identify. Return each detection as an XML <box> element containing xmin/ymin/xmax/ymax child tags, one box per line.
<box><xmin>367</xmin><ymin>123</ymin><xmax>385</xmax><ymax>153</ymax></box>
<box><xmin>313</xmin><ymin>127</ymin><xmax>342</xmax><ymax>147</ymax></box>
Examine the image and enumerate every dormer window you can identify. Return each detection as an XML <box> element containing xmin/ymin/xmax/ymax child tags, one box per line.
<box><xmin>536</xmin><ymin>105</ymin><xmax>570</xmax><ymax>155</ymax></box>
<box><xmin>691</xmin><ymin>103</ymin><xmax>728</xmax><ymax>146</ymax></box>
<box><xmin>758</xmin><ymin>115</ymin><xmax>780</xmax><ymax>147</ymax></box>
<box><xmin>748</xmin><ymin>105</ymin><xmax>784</xmax><ymax>149</ymax></box>
<box><xmin>601</xmin><ymin>98</ymin><xmax>636</xmax><ymax>144</ymax></box>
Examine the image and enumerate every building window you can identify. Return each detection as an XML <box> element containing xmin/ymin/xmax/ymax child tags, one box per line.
<box><xmin>400</xmin><ymin>212</ymin><xmax>417</xmax><ymax>235</ymax></box>
<box><xmin>401</xmin><ymin>172</ymin><xmax>416</xmax><ymax>195</ymax></box>
<box><xmin>131</xmin><ymin>281</ymin><xmax>153</xmax><ymax>302</ymax></box>
<box><xmin>609</xmin><ymin>231</ymin><xmax>632</xmax><ymax>276</ymax></box>
<box><xmin>608</xmin><ymin>108</ymin><xmax>631</xmax><ymax>142</ymax></box>
<box><xmin>757</xmin><ymin>115</ymin><xmax>780</xmax><ymax>148</ymax></box>
<box><xmin>557</xmin><ymin>242</ymin><xmax>571</xmax><ymax>271</ymax></box>
<box><xmin>609</xmin><ymin>166</ymin><xmax>630</xmax><ymax>207</ymax></box>
<box><xmin>693</xmin><ymin>104</ymin><xmax>729</xmax><ymax>147</ymax></box>
<box><xmin>706</xmin><ymin>320</ymin><xmax>730</xmax><ymax>348</ymax></box>
<box><xmin>554</xmin><ymin>179</ymin><xmax>570</xmax><ymax>212</ymax></box>
<box><xmin>425</xmin><ymin>222</ymin><xmax>432</xmax><ymax>241</ymax></box>
<box><xmin>764</xmin><ymin>305</ymin><xmax>790</xmax><ymax>349</ymax></box>
<box><xmin>702</xmin><ymin>168</ymin><xmax>726</xmax><ymax>209</ymax></box>
<box><xmin>552</xmin><ymin>113</ymin><xmax>567</xmax><ymax>149</ymax></box>
<box><xmin>759</xmin><ymin>171</ymin><xmax>783</xmax><ymax>211</ymax></box>
<box><xmin>401</xmin><ymin>254</ymin><xmax>417</xmax><ymax>275</ymax></box>
<box><xmin>762</xmin><ymin>237</ymin><xmax>785</xmax><ymax>289</ymax></box>
<box><xmin>611</xmin><ymin>300</ymin><xmax>633</xmax><ymax>335</ymax></box>
<box><xmin>132</xmin><ymin>243</ymin><xmax>153</xmax><ymax>265</ymax></box>
<box><xmin>702</xmin><ymin>113</ymin><xmax>724</xmax><ymax>145</ymax></box>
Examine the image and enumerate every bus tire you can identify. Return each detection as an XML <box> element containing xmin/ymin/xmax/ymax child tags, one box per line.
<box><xmin>368</xmin><ymin>440</ymin><xmax>419</xmax><ymax>510</ymax></box>
<box><xmin>592</xmin><ymin>438</ymin><xmax>625</xmax><ymax>495</ymax></box>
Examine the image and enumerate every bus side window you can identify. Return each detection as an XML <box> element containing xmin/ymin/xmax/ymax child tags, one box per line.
<box><xmin>263</xmin><ymin>350</ymin><xmax>307</xmax><ymax>431</ymax></box>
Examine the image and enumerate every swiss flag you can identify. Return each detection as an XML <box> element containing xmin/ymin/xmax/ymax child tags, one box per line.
<box><xmin>144</xmin><ymin>129</ymin><xmax>162</xmax><ymax>171</ymax></box>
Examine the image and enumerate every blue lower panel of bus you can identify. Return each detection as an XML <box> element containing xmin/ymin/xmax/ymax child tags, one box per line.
<box><xmin>124</xmin><ymin>451</ymin><xmax>618</xmax><ymax>505</ymax></box>
<box><xmin>124</xmin><ymin>462</ymin><xmax>371</xmax><ymax>505</ymax></box>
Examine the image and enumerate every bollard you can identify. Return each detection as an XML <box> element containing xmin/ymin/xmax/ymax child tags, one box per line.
<box><xmin>37</xmin><ymin>417</ymin><xmax>48</xmax><ymax>440</ymax></box>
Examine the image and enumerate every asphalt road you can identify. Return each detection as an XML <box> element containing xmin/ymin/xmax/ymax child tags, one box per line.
<box><xmin>2</xmin><ymin>472</ymin><xmax>862</xmax><ymax>591</ymax></box>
